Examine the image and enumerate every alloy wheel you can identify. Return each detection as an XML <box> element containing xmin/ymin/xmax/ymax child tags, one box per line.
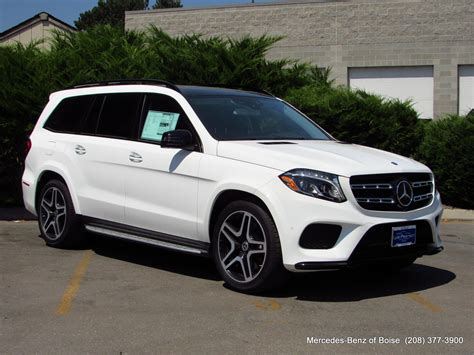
<box><xmin>39</xmin><ymin>187</ymin><xmax>67</xmax><ymax>240</ymax></box>
<box><xmin>217</xmin><ymin>211</ymin><xmax>267</xmax><ymax>283</ymax></box>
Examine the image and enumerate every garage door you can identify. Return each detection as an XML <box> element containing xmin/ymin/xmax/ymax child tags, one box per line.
<box><xmin>459</xmin><ymin>65</ymin><xmax>474</xmax><ymax>115</ymax></box>
<box><xmin>349</xmin><ymin>66</ymin><xmax>434</xmax><ymax>119</ymax></box>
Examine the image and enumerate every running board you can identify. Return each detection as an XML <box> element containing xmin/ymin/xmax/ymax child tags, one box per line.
<box><xmin>84</xmin><ymin>224</ymin><xmax>208</xmax><ymax>256</ymax></box>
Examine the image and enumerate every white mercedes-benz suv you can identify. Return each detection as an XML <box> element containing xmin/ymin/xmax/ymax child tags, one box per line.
<box><xmin>23</xmin><ymin>80</ymin><xmax>443</xmax><ymax>292</ymax></box>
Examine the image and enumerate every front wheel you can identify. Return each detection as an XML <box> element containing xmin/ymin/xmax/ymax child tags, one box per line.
<box><xmin>212</xmin><ymin>200</ymin><xmax>288</xmax><ymax>293</ymax></box>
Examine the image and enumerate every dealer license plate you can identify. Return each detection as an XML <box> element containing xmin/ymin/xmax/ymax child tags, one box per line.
<box><xmin>391</xmin><ymin>225</ymin><xmax>416</xmax><ymax>247</ymax></box>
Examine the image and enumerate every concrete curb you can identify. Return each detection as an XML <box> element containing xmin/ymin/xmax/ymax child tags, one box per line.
<box><xmin>441</xmin><ymin>207</ymin><xmax>474</xmax><ymax>222</ymax></box>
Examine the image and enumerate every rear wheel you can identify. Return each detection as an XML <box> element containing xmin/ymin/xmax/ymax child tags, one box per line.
<box><xmin>212</xmin><ymin>200</ymin><xmax>288</xmax><ymax>293</ymax></box>
<box><xmin>38</xmin><ymin>179</ymin><xmax>84</xmax><ymax>248</ymax></box>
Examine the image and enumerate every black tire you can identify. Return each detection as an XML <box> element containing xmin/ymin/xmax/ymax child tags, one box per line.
<box><xmin>212</xmin><ymin>200</ymin><xmax>289</xmax><ymax>293</ymax></box>
<box><xmin>37</xmin><ymin>179</ymin><xmax>84</xmax><ymax>248</ymax></box>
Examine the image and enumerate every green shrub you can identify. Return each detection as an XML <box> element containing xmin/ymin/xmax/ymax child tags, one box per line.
<box><xmin>0</xmin><ymin>43</ymin><xmax>53</xmax><ymax>206</ymax></box>
<box><xmin>284</xmin><ymin>85</ymin><xmax>422</xmax><ymax>157</ymax></box>
<box><xmin>45</xmin><ymin>26</ymin><xmax>330</xmax><ymax>95</ymax></box>
<box><xmin>417</xmin><ymin>114</ymin><xmax>474</xmax><ymax>209</ymax></box>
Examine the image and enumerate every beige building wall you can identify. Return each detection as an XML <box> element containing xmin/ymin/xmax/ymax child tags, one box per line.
<box><xmin>0</xmin><ymin>13</ymin><xmax>75</xmax><ymax>49</ymax></box>
<box><xmin>125</xmin><ymin>0</ymin><xmax>474</xmax><ymax>118</ymax></box>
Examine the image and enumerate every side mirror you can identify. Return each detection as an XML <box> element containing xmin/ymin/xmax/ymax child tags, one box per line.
<box><xmin>161</xmin><ymin>129</ymin><xmax>194</xmax><ymax>150</ymax></box>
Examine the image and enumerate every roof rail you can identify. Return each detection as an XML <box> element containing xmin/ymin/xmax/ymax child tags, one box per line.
<box><xmin>69</xmin><ymin>79</ymin><xmax>181</xmax><ymax>93</ymax></box>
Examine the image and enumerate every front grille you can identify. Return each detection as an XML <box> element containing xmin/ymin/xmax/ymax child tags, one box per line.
<box><xmin>350</xmin><ymin>173</ymin><xmax>433</xmax><ymax>211</ymax></box>
<box><xmin>349</xmin><ymin>220</ymin><xmax>433</xmax><ymax>262</ymax></box>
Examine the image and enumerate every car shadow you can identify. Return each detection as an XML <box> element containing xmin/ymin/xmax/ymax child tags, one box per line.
<box><xmin>168</xmin><ymin>150</ymin><xmax>192</xmax><ymax>172</ymax></box>
<box><xmin>88</xmin><ymin>235</ymin><xmax>456</xmax><ymax>301</ymax></box>
<box><xmin>89</xmin><ymin>234</ymin><xmax>220</xmax><ymax>281</ymax></box>
<box><xmin>262</xmin><ymin>264</ymin><xmax>456</xmax><ymax>302</ymax></box>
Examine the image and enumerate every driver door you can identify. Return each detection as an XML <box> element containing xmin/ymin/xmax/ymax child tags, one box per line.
<box><xmin>124</xmin><ymin>93</ymin><xmax>202</xmax><ymax>240</ymax></box>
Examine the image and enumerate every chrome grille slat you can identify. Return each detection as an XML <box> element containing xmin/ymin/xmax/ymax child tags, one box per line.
<box><xmin>356</xmin><ymin>198</ymin><xmax>395</xmax><ymax>204</ymax></box>
<box><xmin>351</xmin><ymin>183</ymin><xmax>393</xmax><ymax>190</ymax></box>
<box><xmin>412</xmin><ymin>181</ymin><xmax>433</xmax><ymax>188</ymax></box>
<box><xmin>413</xmin><ymin>193</ymin><xmax>433</xmax><ymax>202</ymax></box>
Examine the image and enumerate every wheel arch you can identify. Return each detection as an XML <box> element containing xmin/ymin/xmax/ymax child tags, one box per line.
<box><xmin>208</xmin><ymin>189</ymin><xmax>277</xmax><ymax>243</ymax></box>
<box><xmin>35</xmin><ymin>167</ymin><xmax>81</xmax><ymax>215</ymax></box>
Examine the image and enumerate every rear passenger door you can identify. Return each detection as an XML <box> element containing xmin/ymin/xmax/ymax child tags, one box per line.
<box><xmin>124</xmin><ymin>93</ymin><xmax>202</xmax><ymax>240</ymax></box>
<box><xmin>66</xmin><ymin>93</ymin><xmax>142</xmax><ymax>224</ymax></box>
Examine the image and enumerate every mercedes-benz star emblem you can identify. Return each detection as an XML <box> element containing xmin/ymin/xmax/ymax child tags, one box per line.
<box><xmin>396</xmin><ymin>180</ymin><xmax>413</xmax><ymax>207</ymax></box>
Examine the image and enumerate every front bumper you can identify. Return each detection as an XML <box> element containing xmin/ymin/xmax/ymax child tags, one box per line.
<box><xmin>295</xmin><ymin>246</ymin><xmax>444</xmax><ymax>270</ymax></box>
<box><xmin>258</xmin><ymin>176</ymin><xmax>444</xmax><ymax>272</ymax></box>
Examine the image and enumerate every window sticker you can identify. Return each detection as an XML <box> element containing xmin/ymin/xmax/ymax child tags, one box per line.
<box><xmin>141</xmin><ymin>110</ymin><xmax>180</xmax><ymax>141</ymax></box>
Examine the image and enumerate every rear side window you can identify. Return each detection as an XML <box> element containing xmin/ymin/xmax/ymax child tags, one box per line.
<box><xmin>96</xmin><ymin>93</ymin><xmax>142</xmax><ymax>139</ymax></box>
<box><xmin>82</xmin><ymin>95</ymin><xmax>105</xmax><ymax>135</ymax></box>
<box><xmin>44</xmin><ymin>95</ymin><xmax>94</xmax><ymax>134</ymax></box>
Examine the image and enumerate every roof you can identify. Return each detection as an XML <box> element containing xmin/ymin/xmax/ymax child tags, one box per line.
<box><xmin>0</xmin><ymin>12</ymin><xmax>76</xmax><ymax>41</ymax></box>
<box><xmin>67</xmin><ymin>80</ymin><xmax>273</xmax><ymax>98</ymax></box>
<box><xmin>177</xmin><ymin>85</ymin><xmax>272</xmax><ymax>98</ymax></box>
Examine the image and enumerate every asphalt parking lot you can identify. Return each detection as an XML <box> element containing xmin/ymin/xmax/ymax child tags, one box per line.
<box><xmin>1</xmin><ymin>220</ymin><xmax>472</xmax><ymax>353</ymax></box>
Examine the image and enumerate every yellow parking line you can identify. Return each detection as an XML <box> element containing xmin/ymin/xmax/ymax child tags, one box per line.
<box><xmin>55</xmin><ymin>250</ymin><xmax>93</xmax><ymax>315</ymax></box>
<box><xmin>254</xmin><ymin>299</ymin><xmax>282</xmax><ymax>310</ymax></box>
<box><xmin>406</xmin><ymin>292</ymin><xmax>443</xmax><ymax>313</ymax></box>
<box><xmin>269</xmin><ymin>299</ymin><xmax>281</xmax><ymax>310</ymax></box>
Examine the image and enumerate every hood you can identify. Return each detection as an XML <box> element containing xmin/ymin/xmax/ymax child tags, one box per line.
<box><xmin>217</xmin><ymin>140</ymin><xmax>430</xmax><ymax>177</ymax></box>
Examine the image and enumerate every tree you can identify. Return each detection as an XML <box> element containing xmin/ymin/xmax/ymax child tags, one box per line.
<box><xmin>75</xmin><ymin>0</ymin><xmax>149</xmax><ymax>30</ymax></box>
<box><xmin>152</xmin><ymin>0</ymin><xmax>182</xmax><ymax>9</ymax></box>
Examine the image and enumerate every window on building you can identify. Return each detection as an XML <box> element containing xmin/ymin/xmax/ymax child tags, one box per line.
<box><xmin>459</xmin><ymin>65</ymin><xmax>474</xmax><ymax>115</ymax></box>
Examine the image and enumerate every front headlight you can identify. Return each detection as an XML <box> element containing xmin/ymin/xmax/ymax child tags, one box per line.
<box><xmin>279</xmin><ymin>169</ymin><xmax>346</xmax><ymax>203</ymax></box>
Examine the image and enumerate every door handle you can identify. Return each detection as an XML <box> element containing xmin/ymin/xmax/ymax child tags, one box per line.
<box><xmin>75</xmin><ymin>145</ymin><xmax>86</xmax><ymax>155</ymax></box>
<box><xmin>129</xmin><ymin>152</ymin><xmax>143</xmax><ymax>163</ymax></box>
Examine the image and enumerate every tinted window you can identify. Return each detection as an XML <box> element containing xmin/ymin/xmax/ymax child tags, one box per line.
<box><xmin>188</xmin><ymin>95</ymin><xmax>330</xmax><ymax>141</ymax></box>
<box><xmin>44</xmin><ymin>95</ymin><xmax>94</xmax><ymax>134</ymax></box>
<box><xmin>96</xmin><ymin>93</ymin><xmax>142</xmax><ymax>139</ymax></box>
<box><xmin>82</xmin><ymin>95</ymin><xmax>105</xmax><ymax>135</ymax></box>
<box><xmin>140</xmin><ymin>94</ymin><xmax>197</xmax><ymax>144</ymax></box>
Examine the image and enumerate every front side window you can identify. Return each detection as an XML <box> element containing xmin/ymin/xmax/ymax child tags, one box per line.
<box><xmin>187</xmin><ymin>95</ymin><xmax>331</xmax><ymax>141</ymax></box>
<box><xmin>96</xmin><ymin>93</ymin><xmax>142</xmax><ymax>139</ymax></box>
<box><xmin>139</xmin><ymin>94</ymin><xmax>197</xmax><ymax>145</ymax></box>
<box><xmin>44</xmin><ymin>95</ymin><xmax>94</xmax><ymax>134</ymax></box>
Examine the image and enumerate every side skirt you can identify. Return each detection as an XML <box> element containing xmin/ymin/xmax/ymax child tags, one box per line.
<box><xmin>82</xmin><ymin>216</ymin><xmax>210</xmax><ymax>256</ymax></box>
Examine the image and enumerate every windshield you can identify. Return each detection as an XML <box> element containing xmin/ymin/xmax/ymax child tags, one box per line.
<box><xmin>187</xmin><ymin>95</ymin><xmax>331</xmax><ymax>141</ymax></box>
